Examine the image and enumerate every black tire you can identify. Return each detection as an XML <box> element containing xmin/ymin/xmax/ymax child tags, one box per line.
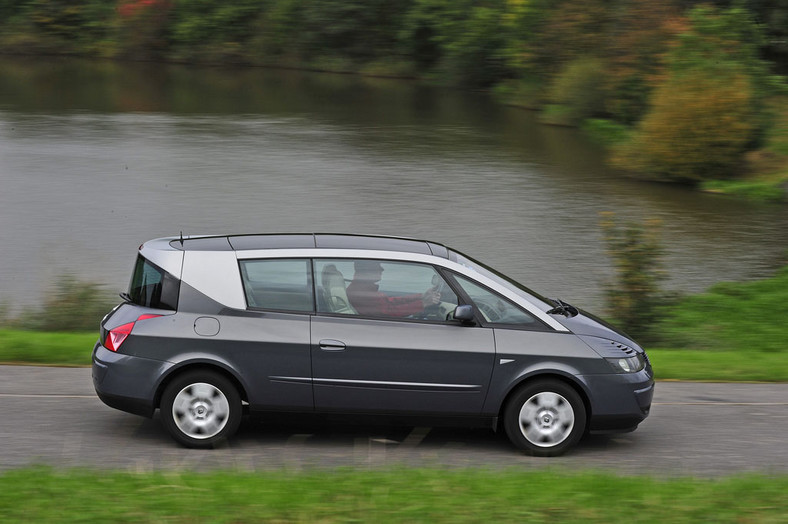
<box><xmin>160</xmin><ymin>370</ymin><xmax>242</xmax><ymax>448</ymax></box>
<box><xmin>503</xmin><ymin>379</ymin><xmax>586</xmax><ymax>457</ymax></box>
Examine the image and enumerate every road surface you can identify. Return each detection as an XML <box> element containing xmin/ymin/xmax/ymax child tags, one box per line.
<box><xmin>1</xmin><ymin>365</ymin><xmax>786</xmax><ymax>476</ymax></box>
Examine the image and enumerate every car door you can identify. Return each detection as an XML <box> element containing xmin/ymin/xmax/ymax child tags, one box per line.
<box><xmin>311</xmin><ymin>259</ymin><xmax>496</xmax><ymax>415</ymax></box>
<box><xmin>232</xmin><ymin>258</ymin><xmax>315</xmax><ymax>410</ymax></box>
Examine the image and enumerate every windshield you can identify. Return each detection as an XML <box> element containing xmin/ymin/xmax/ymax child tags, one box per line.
<box><xmin>448</xmin><ymin>249</ymin><xmax>554</xmax><ymax>311</ymax></box>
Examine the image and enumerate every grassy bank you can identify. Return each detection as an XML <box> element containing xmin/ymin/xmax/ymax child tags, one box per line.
<box><xmin>1</xmin><ymin>467</ymin><xmax>786</xmax><ymax>523</ymax></box>
<box><xmin>0</xmin><ymin>330</ymin><xmax>96</xmax><ymax>366</ymax></box>
<box><xmin>2</xmin><ymin>261</ymin><xmax>788</xmax><ymax>380</ymax></box>
<box><xmin>656</xmin><ymin>265</ymin><xmax>788</xmax><ymax>354</ymax></box>
<box><xmin>647</xmin><ymin>350</ymin><xmax>788</xmax><ymax>382</ymax></box>
<box><xmin>1</xmin><ymin>329</ymin><xmax>786</xmax><ymax>382</ymax></box>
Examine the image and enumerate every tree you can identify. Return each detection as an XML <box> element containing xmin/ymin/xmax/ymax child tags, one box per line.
<box><xmin>614</xmin><ymin>67</ymin><xmax>756</xmax><ymax>182</ymax></box>
<box><xmin>600</xmin><ymin>213</ymin><xmax>667</xmax><ymax>342</ymax></box>
<box><xmin>612</xmin><ymin>4</ymin><xmax>767</xmax><ymax>183</ymax></box>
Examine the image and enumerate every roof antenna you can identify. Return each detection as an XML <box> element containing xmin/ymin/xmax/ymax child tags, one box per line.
<box><xmin>179</xmin><ymin>230</ymin><xmax>184</xmax><ymax>246</ymax></box>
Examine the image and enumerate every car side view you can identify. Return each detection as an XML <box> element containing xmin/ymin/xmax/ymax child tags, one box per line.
<box><xmin>92</xmin><ymin>233</ymin><xmax>654</xmax><ymax>456</ymax></box>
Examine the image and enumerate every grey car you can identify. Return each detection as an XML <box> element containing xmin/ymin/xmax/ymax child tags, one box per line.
<box><xmin>92</xmin><ymin>233</ymin><xmax>654</xmax><ymax>456</ymax></box>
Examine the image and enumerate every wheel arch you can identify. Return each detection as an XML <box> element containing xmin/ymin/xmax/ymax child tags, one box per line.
<box><xmin>497</xmin><ymin>371</ymin><xmax>592</xmax><ymax>432</ymax></box>
<box><xmin>154</xmin><ymin>360</ymin><xmax>249</xmax><ymax>410</ymax></box>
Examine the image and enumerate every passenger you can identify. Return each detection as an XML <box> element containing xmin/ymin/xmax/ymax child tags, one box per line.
<box><xmin>346</xmin><ymin>260</ymin><xmax>440</xmax><ymax>317</ymax></box>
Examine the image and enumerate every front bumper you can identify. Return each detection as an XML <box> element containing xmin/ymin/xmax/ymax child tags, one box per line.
<box><xmin>92</xmin><ymin>341</ymin><xmax>172</xmax><ymax>418</ymax></box>
<box><xmin>579</xmin><ymin>369</ymin><xmax>654</xmax><ymax>433</ymax></box>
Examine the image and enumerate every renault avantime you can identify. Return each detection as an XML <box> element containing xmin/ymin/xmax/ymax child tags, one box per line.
<box><xmin>92</xmin><ymin>233</ymin><xmax>654</xmax><ymax>456</ymax></box>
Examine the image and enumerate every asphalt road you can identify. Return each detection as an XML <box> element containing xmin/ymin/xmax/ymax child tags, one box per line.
<box><xmin>1</xmin><ymin>365</ymin><xmax>786</xmax><ymax>477</ymax></box>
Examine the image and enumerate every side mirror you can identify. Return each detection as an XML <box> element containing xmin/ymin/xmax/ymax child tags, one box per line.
<box><xmin>452</xmin><ymin>304</ymin><xmax>476</xmax><ymax>324</ymax></box>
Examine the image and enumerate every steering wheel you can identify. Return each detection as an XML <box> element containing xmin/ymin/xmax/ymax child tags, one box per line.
<box><xmin>476</xmin><ymin>300</ymin><xmax>503</xmax><ymax>322</ymax></box>
<box><xmin>419</xmin><ymin>276</ymin><xmax>454</xmax><ymax>320</ymax></box>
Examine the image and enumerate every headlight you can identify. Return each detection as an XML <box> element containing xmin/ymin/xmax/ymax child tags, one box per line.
<box><xmin>606</xmin><ymin>354</ymin><xmax>645</xmax><ymax>373</ymax></box>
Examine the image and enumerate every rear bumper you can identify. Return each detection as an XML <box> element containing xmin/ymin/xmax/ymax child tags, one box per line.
<box><xmin>92</xmin><ymin>342</ymin><xmax>171</xmax><ymax>418</ymax></box>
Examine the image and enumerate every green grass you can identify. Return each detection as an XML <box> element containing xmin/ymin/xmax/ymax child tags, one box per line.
<box><xmin>0</xmin><ymin>329</ymin><xmax>96</xmax><ymax>366</ymax></box>
<box><xmin>0</xmin><ymin>467</ymin><xmax>786</xmax><ymax>523</ymax></box>
<box><xmin>656</xmin><ymin>265</ymin><xmax>788</xmax><ymax>354</ymax></box>
<box><xmin>647</xmin><ymin>349</ymin><xmax>788</xmax><ymax>382</ymax></box>
<box><xmin>700</xmin><ymin>179</ymin><xmax>785</xmax><ymax>201</ymax></box>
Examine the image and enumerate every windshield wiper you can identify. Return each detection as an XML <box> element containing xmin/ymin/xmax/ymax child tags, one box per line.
<box><xmin>547</xmin><ymin>298</ymin><xmax>579</xmax><ymax>317</ymax></box>
<box><xmin>119</xmin><ymin>292</ymin><xmax>132</xmax><ymax>303</ymax></box>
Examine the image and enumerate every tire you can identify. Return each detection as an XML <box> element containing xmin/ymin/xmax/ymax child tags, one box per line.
<box><xmin>160</xmin><ymin>370</ymin><xmax>241</xmax><ymax>448</ymax></box>
<box><xmin>503</xmin><ymin>379</ymin><xmax>586</xmax><ymax>457</ymax></box>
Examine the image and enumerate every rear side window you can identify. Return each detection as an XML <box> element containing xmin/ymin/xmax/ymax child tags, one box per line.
<box><xmin>129</xmin><ymin>256</ymin><xmax>180</xmax><ymax>311</ymax></box>
<box><xmin>239</xmin><ymin>259</ymin><xmax>314</xmax><ymax>312</ymax></box>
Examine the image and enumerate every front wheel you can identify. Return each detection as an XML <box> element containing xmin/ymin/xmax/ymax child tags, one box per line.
<box><xmin>160</xmin><ymin>370</ymin><xmax>241</xmax><ymax>448</ymax></box>
<box><xmin>503</xmin><ymin>380</ymin><xmax>586</xmax><ymax>457</ymax></box>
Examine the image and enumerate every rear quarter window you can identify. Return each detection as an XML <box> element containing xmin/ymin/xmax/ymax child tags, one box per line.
<box><xmin>129</xmin><ymin>255</ymin><xmax>180</xmax><ymax>310</ymax></box>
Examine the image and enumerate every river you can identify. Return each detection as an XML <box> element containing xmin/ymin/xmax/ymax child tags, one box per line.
<box><xmin>1</xmin><ymin>57</ymin><xmax>786</xmax><ymax>314</ymax></box>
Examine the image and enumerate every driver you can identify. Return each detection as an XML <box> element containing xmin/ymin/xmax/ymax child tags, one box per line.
<box><xmin>346</xmin><ymin>260</ymin><xmax>440</xmax><ymax>317</ymax></box>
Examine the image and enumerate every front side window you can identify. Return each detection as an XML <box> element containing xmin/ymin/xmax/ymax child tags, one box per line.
<box><xmin>315</xmin><ymin>259</ymin><xmax>458</xmax><ymax>321</ymax></box>
<box><xmin>129</xmin><ymin>255</ymin><xmax>180</xmax><ymax>310</ymax></box>
<box><xmin>452</xmin><ymin>273</ymin><xmax>541</xmax><ymax>326</ymax></box>
<box><xmin>240</xmin><ymin>259</ymin><xmax>313</xmax><ymax>312</ymax></box>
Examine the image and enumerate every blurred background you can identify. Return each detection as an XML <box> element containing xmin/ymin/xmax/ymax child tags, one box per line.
<box><xmin>0</xmin><ymin>0</ymin><xmax>787</xmax><ymax>344</ymax></box>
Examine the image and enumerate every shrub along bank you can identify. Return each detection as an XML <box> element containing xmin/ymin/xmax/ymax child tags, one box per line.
<box><xmin>1</xmin><ymin>1</ymin><xmax>787</xmax><ymax>192</ymax></box>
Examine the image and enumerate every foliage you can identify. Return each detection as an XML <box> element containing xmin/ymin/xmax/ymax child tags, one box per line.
<box><xmin>0</xmin><ymin>330</ymin><xmax>96</xmax><ymax>365</ymax></box>
<box><xmin>0</xmin><ymin>0</ymin><xmax>786</xmax><ymax>184</ymax></box>
<box><xmin>438</xmin><ymin>4</ymin><xmax>510</xmax><ymax>88</ymax></box>
<box><xmin>581</xmin><ymin>118</ymin><xmax>631</xmax><ymax>146</ymax></box>
<box><xmin>26</xmin><ymin>0</ymin><xmax>116</xmax><ymax>51</ymax></box>
<box><xmin>701</xmin><ymin>179</ymin><xmax>785</xmax><ymax>201</ymax></box>
<box><xmin>613</xmin><ymin>67</ymin><xmax>756</xmax><ymax>183</ymax></box>
<box><xmin>7</xmin><ymin>275</ymin><xmax>114</xmax><ymax>333</ymax></box>
<box><xmin>647</xmin><ymin>349</ymin><xmax>788</xmax><ymax>381</ymax></box>
<box><xmin>656</xmin><ymin>265</ymin><xmax>788</xmax><ymax>352</ymax></box>
<box><xmin>610</xmin><ymin>5</ymin><xmax>774</xmax><ymax>183</ymax></box>
<box><xmin>544</xmin><ymin>57</ymin><xmax>607</xmax><ymax>125</ymax></box>
<box><xmin>1</xmin><ymin>467</ymin><xmax>787</xmax><ymax>522</ymax></box>
<box><xmin>599</xmin><ymin>213</ymin><xmax>667</xmax><ymax>342</ymax></box>
<box><xmin>114</xmin><ymin>0</ymin><xmax>173</xmax><ymax>59</ymax></box>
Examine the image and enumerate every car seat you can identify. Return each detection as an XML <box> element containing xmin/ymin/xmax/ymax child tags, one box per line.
<box><xmin>321</xmin><ymin>264</ymin><xmax>357</xmax><ymax>315</ymax></box>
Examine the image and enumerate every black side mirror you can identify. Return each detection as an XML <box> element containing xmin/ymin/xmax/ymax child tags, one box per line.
<box><xmin>452</xmin><ymin>304</ymin><xmax>476</xmax><ymax>324</ymax></box>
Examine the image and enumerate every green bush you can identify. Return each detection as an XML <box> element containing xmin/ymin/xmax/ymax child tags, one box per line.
<box><xmin>546</xmin><ymin>57</ymin><xmax>607</xmax><ymax>124</ymax></box>
<box><xmin>582</xmin><ymin>118</ymin><xmax>631</xmax><ymax>146</ymax></box>
<box><xmin>10</xmin><ymin>275</ymin><xmax>115</xmax><ymax>332</ymax></box>
<box><xmin>600</xmin><ymin>213</ymin><xmax>667</xmax><ymax>342</ymax></box>
<box><xmin>613</xmin><ymin>67</ymin><xmax>757</xmax><ymax>183</ymax></box>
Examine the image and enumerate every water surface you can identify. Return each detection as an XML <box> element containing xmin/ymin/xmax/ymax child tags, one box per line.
<box><xmin>1</xmin><ymin>58</ymin><xmax>786</xmax><ymax>313</ymax></box>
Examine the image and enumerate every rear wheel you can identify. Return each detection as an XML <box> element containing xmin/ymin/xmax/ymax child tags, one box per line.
<box><xmin>504</xmin><ymin>379</ymin><xmax>586</xmax><ymax>457</ymax></box>
<box><xmin>161</xmin><ymin>370</ymin><xmax>241</xmax><ymax>448</ymax></box>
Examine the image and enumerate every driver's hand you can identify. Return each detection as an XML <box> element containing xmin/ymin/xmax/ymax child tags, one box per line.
<box><xmin>421</xmin><ymin>286</ymin><xmax>441</xmax><ymax>307</ymax></box>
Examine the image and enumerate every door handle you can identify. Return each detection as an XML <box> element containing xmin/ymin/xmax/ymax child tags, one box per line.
<box><xmin>318</xmin><ymin>339</ymin><xmax>346</xmax><ymax>351</ymax></box>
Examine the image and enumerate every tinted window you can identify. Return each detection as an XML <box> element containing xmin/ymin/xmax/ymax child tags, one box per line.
<box><xmin>453</xmin><ymin>273</ymin><xmax>540</xmax><ymax>326</ymax></box>
<box><xmin>129</xmin><ymin>256</ymin><xmax>180</xmax><ymax>311</ymax></box>
<box><xmin>240</xmin><ymin>259</ymin><xmax>313</xmax><ymax>312</ymax></box>
<box><xmin>315</xmin><ymin>259</ymin><xmax>458</xmax><ymax>321</ymax></box>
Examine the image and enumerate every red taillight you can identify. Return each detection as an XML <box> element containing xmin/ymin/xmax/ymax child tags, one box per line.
<box><xmin>105</xmin><ymin>322</ymin><xmax>134</xmax><ymax>352</ymax></box>
<box><xmin>104</xmin><ymin>314</ymin><xmax>163</xmax><ymax>352</ymax></box>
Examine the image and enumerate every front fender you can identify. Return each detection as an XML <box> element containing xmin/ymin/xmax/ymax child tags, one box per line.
<box><xmin>482</xmin><ymin>359</ymin><xmax>594</xmax><ymax>416</ymax></box>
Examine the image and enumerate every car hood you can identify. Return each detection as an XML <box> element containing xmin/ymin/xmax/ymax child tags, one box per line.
<box><xmin>553</xmin><ymin>310</ymin><xmax>642</xmax><ymax>350</ymax></box>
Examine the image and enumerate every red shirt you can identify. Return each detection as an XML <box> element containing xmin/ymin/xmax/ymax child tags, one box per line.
<box><xmin>346</xmin><ymin>280</ymin><xmax>423</xmax><ymax>317</ymax></box>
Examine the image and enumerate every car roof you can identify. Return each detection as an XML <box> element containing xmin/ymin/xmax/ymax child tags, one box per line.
<box><xmin>167</xmin><ymin>233</ymin><xmax>451</xmax><ymax>258</ymax></box>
